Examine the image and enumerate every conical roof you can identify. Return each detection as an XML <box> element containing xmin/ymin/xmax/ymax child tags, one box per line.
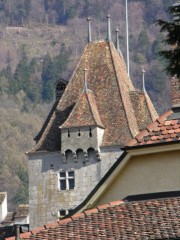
<box><xmin>28</xmin><ymin>40</ymin><xmax>158</xmax><ymax>153</ymax></box>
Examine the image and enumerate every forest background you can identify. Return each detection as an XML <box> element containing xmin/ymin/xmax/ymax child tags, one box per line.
<box><xmin>0</xmin><ymin>0</ymin><xmax>174</xmax><ymax>210</ymax></box>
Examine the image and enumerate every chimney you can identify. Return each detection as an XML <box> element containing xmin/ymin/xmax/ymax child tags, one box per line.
<box><xmin>106</xmin><ymin>15</ymin><xmax>111</xmax><ymax>42</ymax></box>
<box><xmin>15</xmin><ymin>224</ymin><xmax>20</xmax><ymax>240</ymax></box>
<box><xmin>171</xmin><ymin>77</ymin><xmax>180</xmax><ymax>106</ymax></box>
<box><xmin>87</xmin><ymin>17</ymin><xmax>92</xmax><ymax>43</ymax></box>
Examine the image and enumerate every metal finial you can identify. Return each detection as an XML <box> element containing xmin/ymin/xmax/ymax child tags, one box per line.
<box><xmin>116</xmin><ymin>27</ymin><xmax>123</xmax><ymax>58</ymax></box>
<box><xmin>83</xmin><ymin>66</ymin><xmax>88</xmax><ymax>92</ymax></box>
<box><xmin>106</xmin><ymin>14</ymin><xmax>111</xmax><ymax>42</ymax></box>
<box><xmin>87</xmin><ymin>17</ymin><xmax>92</xmax><ymax>43</ymax></box>
<box><xmin>142</xmin><ymin>69</ymin><xmax>146</xmax><ymax>93</ymax></box>
<box><xmin>115</xmin><ymin>27</ymin><xmax>120</xmax><ymax>53</ymax></box>
<box><xmin>125</xmin><ymin>0</ymin><xmax>130</xmax><ymax>77</ymax></box>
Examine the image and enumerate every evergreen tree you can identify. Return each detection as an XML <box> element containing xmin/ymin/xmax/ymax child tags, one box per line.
<box><xmin>157</xmin><ymin>1</ymin><xmax>180</xmax><ymax>78</ymax></box>
<box><xmin>41</xmin><ymin>54</ymin><xmax>54</xmax><ymax>102</ymax></box>
<box><xmin>10</xmin><ymin>52</ymin><xmax>30</xmax><ymax>95</ymax></box>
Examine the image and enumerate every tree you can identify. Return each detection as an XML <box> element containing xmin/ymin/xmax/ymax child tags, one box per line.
<box><xmin>157</xmin><ymin>1</ymin><xmax>180</xmax><ymax>78</ymax></box>
<box><xmin>41</xmin><ymin>54</ymin><xmax>54</xmax><ymax>102</ymax></box>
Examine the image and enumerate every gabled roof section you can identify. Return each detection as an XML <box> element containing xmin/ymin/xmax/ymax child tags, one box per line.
<box><xmin>7</xmin><ymin>196</ymin><xmax>180</xmax><ymax>240</ymax></box>
<box><xmin>61</xmin><ymin>90</ymin><xmax>104</xmax><ymax>129</ymax></box>
<box><xmin>127</xmin><ymin>107</ymin><xmax>180</xmax><ymax>147</ymax></box>
<box><xmin>130</xmin><ymin>91</ymin><xmax>158</xmax><ymax>131</ymax></box>
<box><xmin>28</xmin><ymin>40</ymin><xmax>157</xmax><ymax>153</ymax></box>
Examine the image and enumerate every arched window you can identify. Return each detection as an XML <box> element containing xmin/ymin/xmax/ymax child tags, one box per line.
<box><xmin>65</xmin><ymin>149</ymin><xmax>73</xmax><ymax>162</ymax></box>
<box><xmin>56</xmin><ymin>80</ymin><xmax>67</xmax><ymax>100</ymax></box>
<box><xmin>76</xmin><ymin>149</ymin><xmax>85</xmax><ymax>162</ymax></box>
<box><xmin>87</xmin><ymin>148</ymin><xmax>96</xmax><ymax>161</ymax></box>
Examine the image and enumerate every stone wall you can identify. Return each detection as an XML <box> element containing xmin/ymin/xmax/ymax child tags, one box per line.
<box><xmin>28</xmin><ymin>147</ymin><xmax>122</xmax><ymax>229</ymax></box>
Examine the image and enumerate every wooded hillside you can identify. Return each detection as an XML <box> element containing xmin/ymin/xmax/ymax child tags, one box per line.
<box><xmin>0</xmin><ymin>0</ymin><xmax>173</xmax><ymax>210</ymax></box>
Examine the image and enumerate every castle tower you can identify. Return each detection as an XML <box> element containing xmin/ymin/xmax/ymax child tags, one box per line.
<box><xmin>27</xmin><ymin>17</ymin><xmax>158</xmax><ymax>229</ymax></box>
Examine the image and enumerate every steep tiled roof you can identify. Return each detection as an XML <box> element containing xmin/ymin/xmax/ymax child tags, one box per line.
<box><xmin>28</xmin><ymin>41</ymin><xmax>157</xmax><ymax>153</ymax></box>
<box><xmin>130</xmin><ymin>91</ymin><xmax>158</xmax><ymax>131</ymax></box>
<box><xmin>14</xmin><ymin>205</ymin><xmax>29</xmax><ymax>218</ymax></box>
<box><xmin>61</xmin><ymin>91</ymin><xmax>104</xmax><ymax>129</ymax></box>
<box><xmin>7</xmin><ymin>197</ymin><xmax>180</xmax><ymax>240</ymax></box>
<box><xmin>127</xmin><ymin>106</ymin><xmax>180</xmax><ymax>147</ymax></box>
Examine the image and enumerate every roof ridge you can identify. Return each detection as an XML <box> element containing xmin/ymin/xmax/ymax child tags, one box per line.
<box><xmin>108</xmin><ymin>42</ymin><xmax>139</xmax><ymax>138</ymax></box>
<box><xmin>144</xmin><ymin>92</ymin><xmax>159</xmax><ymax>121</ymax></box>
<box><xmin>86</xmin><ymin>91</ymin><xmax>104</xmax><ymax>128</ymax></box>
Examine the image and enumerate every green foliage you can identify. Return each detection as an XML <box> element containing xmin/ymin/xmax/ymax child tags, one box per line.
<box><xmin>41</xmin><ymin>44</ymin><xmax>70</xmax><ymax>102</ymax></box>
<box><xmin>157</xmin><ymin>2</ymin><xmax>180</xmax><ymax>78</ymax></box>
<box><xmin>138</xmin><ymin>31</ymin><xmax>150</xmax><ymax>53</ymax></box>
<box><xmin>146</xmin><ymin>61</ymin><xmax>166</xmax><ymax>94</ymax></box>
<box><xmin>133</xmin><ymin>53</ymin><xmax>146</xmax><ymax>64</ymax></box>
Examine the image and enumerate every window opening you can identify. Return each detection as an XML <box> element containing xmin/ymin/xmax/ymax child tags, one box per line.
<box><xmin>65</xmin><ymin>149</ymin><xmax>73</xmax><ymax>162</ymax></box>
<box><xmin>76</xmin><ymin>149</ymin><xmax>85</xmax><ymax>162</ymax></box>
<box><xmin>56</xmin><ymin>81</ymin><xmax>66</xmax><ymax>99</ymax></box>
<box><xmin>87</xmin><ymin>148</ymin><xmax>96</xmax><ymax>161</ymax></box>
<box><xmin>78</xmin><ymin>129</ymin><xmax>81</xmax><ymax>137</ymax></box>
<box><xmin>50</xmin><ymin>164</ymin><xmax>54</xmax><ymax>169</ymax></box>
<box><xmin>59</xmin><ymin>210</ymin><xmax>66</xmax><ymax>219</ymax></box>
<box><xmin>89</xmin><ymin>127</ymin><xmax>92</xmax><ymax>137</ymax></box>
<box><xmin>59</xmin><ymin>171</ymin><xmax>75</xmax><ymax>190</ymax></box>
<box><xmin>68</xmin><ymin>129</ymin><xmax>70</xmax><ymax>137</ymax></box>
<box><xmin>59</xmin><ymin>209</ymin><xmax>73</xmax><ymax>219</ymax></box>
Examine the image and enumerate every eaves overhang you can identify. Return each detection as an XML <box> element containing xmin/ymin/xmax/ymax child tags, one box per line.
<box><xmin>124</xmin><ymin>140</ymin><xmax>180</xmax><ymax>155</ymax></box>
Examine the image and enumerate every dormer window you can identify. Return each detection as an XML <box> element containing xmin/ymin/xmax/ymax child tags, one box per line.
<box><xmin>56</xmin><ymin>79</ymin><xmax>67</xmax><ymax>100</ymax></box>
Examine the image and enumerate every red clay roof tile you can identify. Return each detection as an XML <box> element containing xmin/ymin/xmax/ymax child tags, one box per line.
<box><xmin>8</xmin><ymin>196</ymin><xmax>180</xmax><ymax>240</ymax></box>
<box><xmin>126</xmin><ymin>109</ymin><xmax>180</xmax><ymax>147</ymax></box>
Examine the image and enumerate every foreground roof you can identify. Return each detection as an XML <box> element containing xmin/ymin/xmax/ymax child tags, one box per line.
<box><xmin>28</xmin><ymin>40</ymin><xmax>157</xmax><ymax>153</ymax></box>
<box><xmin>127</xmin><ymin>105</ymin><xmax>180</xmax><ymax>147</ymax></box>
<box><xmin>7</xmin><ymin>196</ymin><xmax>180</xmax><ymax>240</ymax></box>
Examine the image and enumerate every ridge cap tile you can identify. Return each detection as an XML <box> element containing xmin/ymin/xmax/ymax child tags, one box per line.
<box><xmin>71</xmin><ymin>212</ymin><xmax>85</xmax><ymax>220</ymax></box>
<box><xmin>146</xmin><ymin>121</ymin><xmax>159</xmax><ymax>132</ymax></box>
<box><xmin>157</xmin><ymin>110</ymin><xmax>172</xmax><ymax>124</ymax></box>
<box><xmin>84</xmin><ymin>208</ymin><xmax>99</xmax><ymax>215</ymax></box>
<box><xmin>126</xmin><ymin>138</ymin><xmax>138</xmax><ymax>147</ymax></box>
<box><xmin>109</xmin><ymin>200</ymin><xmax>124</xmax><ymax>206</ymax></box>
<box><xmin>97</xmin><ymin>203</ymin><xmax>110</xmax><ymax>210</ymax></box>
<box><xmin>135</xmin><ymin>129</ymin><xmax>149</xmax><ymax>142</ymax></box>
